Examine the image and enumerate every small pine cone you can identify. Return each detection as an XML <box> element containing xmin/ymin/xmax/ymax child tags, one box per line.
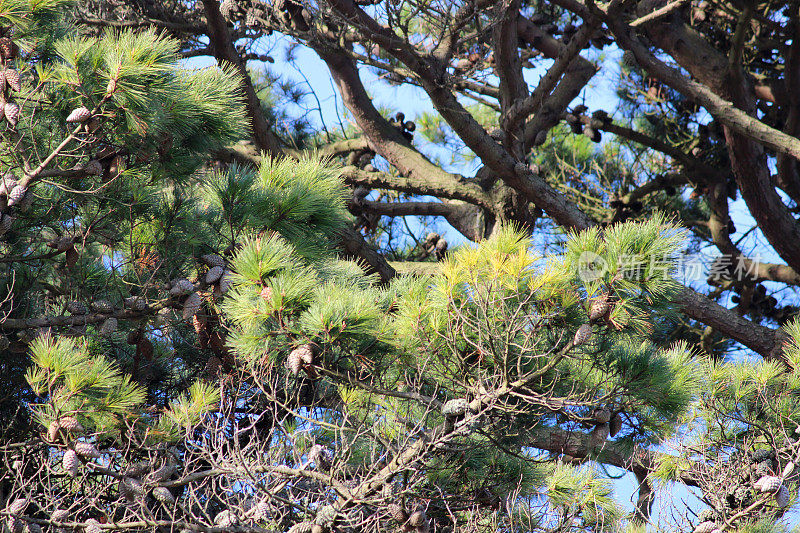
<box><xmin>74</xmin><ymin>441</ymin><xmax>101</xmax><ymax>459</ymax></box>
<box><xmin>83</xmin><ymin>160</ymin><xmax>103</xmax><ymax>176</ymax></box>
<box><xmin>0</xmin><ymin>173</ymin><xmax>17</xmax><ymax>195</ymax></box>
<box><xmin>152</xmin><ymin>487</ymin><xmax>175</xmax><ymax>505</ymax></box>
<box><xmin>204</xmin><ymin>356</ymin><xmax>221</xmax><ymax>377</ymax></box>
<box><xmin>219</xmin><ymin>0</ymin><xmax>238</xmax><ymax>20</ymax></box>
<box><xmin>609</xmin><ymin>412</ymin><xmax>623</xmax><ymax>437</ymax></box>
<box><xmin>182</xmin><ymin>292</ymin><xmax>202</xmax><ymax>320</ymax></box>
<box><xmin>219</xmin><ymin>270</ymin><xmax>233</xmax><ymax>293</ymax></box>
<box><xmin>315</xmin><ymin>505</ymin><xmax>336</xmax><ymax>527</ymax></box>
<box><xmin>583</xmin><ymin>126</ymin><xmax>601</xmax><ymax>143</ymax></box>
<box><xmin>90</xmin><ymin>299</ymin><xmax>114</xmax><ymax>313</ymax></box>
<box><xmin>4</xmin><ymin>68</ymin><xmax>20</xmax><ymax>91</ymax></box>
<box><xmin>47</xmin><ymin>420</ymin><xmax>61</xmax><ymax>441</ymax></box>
<box><xmin>573</xmin><ymin>324</ymin><xmax>592</xmax><ymax>346</ymax></box>
<box><xmin>442</xmin><ymin>398</ymin><xmax>469</xmax><ymax>417</ymax></box>
<box><xmin>148</xmin><ymin>463</ymin><xmax>176</xmax><ymax>482</ymax></box>
<box><xmin>123</xmin><ymin>296</ymin><xmax>146</xmax><ymax>311</ymax></box>
<box><xmin>200</xmin><ymin>253</ymin><xmax>225</xmax><ymax>268</ymax></box>
<box><xmin>408</xmin><ymin>509</ymin><xmax>427</xmax><ymax>527</ymax></box>
<box><xmin>693</xmin><ymin>522</ymin><xmax>716</xmax><ymax>533</ymax></box>
<box><xmin>67</xmin><ymin>301</ymin><xmax>88</xmax><ymax>315</ymax></box>
<box><xmin>25</xmin><ymin>523</ymin><xmax>42</xmax><ymax>533</ymax></box>
<box><xmin>52</xmin><ymin>510</ymin><xmax>68</xmax><ymax>522</ymax></box>
<box><xmin>592</xmin><ymin>407</ymin><xmax>611</xmax><ymax>424</ymax></box>
<box><xmin>0</xmin><ymin>213</ymin><xmax>14</xmax><ymax>235</ymax></box>
<box><xmin>84</xmin><ymin>519</ymin><xmax>102</xmax><ymax>533</ymax></box>
<box><xmin>58</xmin><ymin>416</ymin><xmax>84</xmax><ymax>433</ymax></box>
<box><xmin>287</xmin><ymin>349</ymin><xmax>302</xmax><ymax>376</ymax></box>
<box><xmin>8</xmin><ymin>498</ymin><xmax>28</xmax><ymax>515</ymax></box>
<box><xmin>387</xmin><ymin>504</ymin><xmax>407</xmax><ymax>522</ymax></box>
<box><xmin>6</xmin><ymin>184</ymin><xmax>26</xmax><ymax>206</ymax></box>
<box><xmin>776</xmin><ymin>483</ymin><xmax>790</xmax><ymax>508</ymax></box>
<box><xmin>100</xmin><ymin>317</ymin><xmax>118</xmax><ymax>335</ymax></box>
<box><xmin>120</xmin><ymin>476</ymin><xmax>145</xmax><ymax>496</ymax></box>
<box><xmin>205</xmin><ymin>265</ymin><xmax>224</xmax><ymax>284</ymax></box>
<box><xmin>783</xmin><ymin>461</ymin><xmax>796</xmax><ymax>478</ymax></box>
<box><xmin>588</xmin><ymin>294</ymin><xmax>610</xmax><ymax>321</ymax></box>
<box><xmin>3</xmin><ymin>100</ymin><xmax>19</xmax><ymax>126</ymax></box>
<box><xmin>214</xmin><ymin>510</ymin><xmax>238</xmax><ymax>527</ymax></box>
<box><xmin>7</xmin><ymin>518</ymin><xmax>22</xmax><ymax>533</ymax></box>
<box><xmin>757</xmin><ymin>475</ymin><xmax>782</xmax><ymax>492</ymax></box>
<box><xmin>126</xmin><ymin>329</ymin><xmax>142</xmax><ymax>345</ymax></box>
<box><xmin>63</xmin><ymin>449</ymin><xmax>79</xmax><ymax>477</ymax></box>
<box><xmin>590</xmin><ymin>422</ymin><xmax>609</xmax><ymax>445</ymax></box>
<box><xmin>259</xmin><ymin>286</ymin><xmax>272</xmax><ymax>300</ymax></box>
<box><xmin>296</xmin><ymin>344</ymin><xmax>314</xmax><ymax>364</ymax></box>
<box><xmin>288</xmin><ymin>523</ymin><xmax>313</xmax><ymax>533</ymax></box>
<box><xmin>169</xmin><ymin>278</ymin><xmax>194</xmax><ymax>296</ymax></box>
<box><xmin>0</xmin><ymin>38</ymin><xmax>18</xmax><ymax>60</ymax></box>
<box><xmin>66</xmin><ymin>106</ymin><xmax>91</xmax><ymax>123</ymax></box>
<box><xmin>252</xmin><ymin>501</ymin><xmax>271</xmax><ymax>521</ymax></box>
<box><xmin>245</xmin><ymin>11</ymin><xmax>258</xmax><ymax>26</ymax></box>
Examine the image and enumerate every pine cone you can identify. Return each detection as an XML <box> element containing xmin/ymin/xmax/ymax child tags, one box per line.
<box><xmin>288</xmin><ymin>523</ymin><xmax>313</xmax><ymax>533</ymax></box>
<box><xmin>182</xmin><ymin>292</ymin><xmax>202</xmax><ymax>320</ymax></box>
<box><xmin>47</xmin><ymin>420</ymin><xmax>61</xmax><ymax>441</ymax></box>
<box><xmin>776</xmin><ymin>483</ymin><xmax>790</xmax><ymax>508</ymax></box>
<box><xmin>408</xmin><ymin>509</ymin><xmax>427</xmax><ymax>527</ymax></box>
<box><xmin>259</xmin><ymin>286</ymin><xmax>273</xmax><ymax>300</ymax></box>
<box><xmin>588</xmin><ymin>294</ymin><xmax>610</xmax><ymax>321</ymax></box>
<box><xmin>590</xmin><ymin>423</ymin><xmax>609</xmax><ymax>445</ymax></box>
<box><xmin>442</xmin><ymin>398</ymin><xmax>469</xmax><ymax>417</ymax></box>
<box><xmin>219</xmin><ymin>270</ymin><xmax>233</xmax><ymax>294</ymax></box>
<box><xmin>245</xmin><ymin>11</ymin><xmax>258</xmax><ymax>26</ymax></box>
<box><xmin>6</xmin><ymin>184</ymin><xmax>26</xmax><ymax>206</ymax></box>
<box><xmin>4</xmin><ymin>68</ymin><xmax>19</xmax><ymax>91</ymax></box>
<box><xmin>90</xmin><ymin>299</ymin><xmax>114</xmax><ymax>313</ymax></box>
<box><xmin>4</xmin><ymin>99</ymin><xmax>20</xmax><ymax>125</ymax></box>
<box><xmin>693</xmin><ymin>522</ymin><xmax>716</xmax><ymax>533</ymax></box>
<box><xmin>219</xmin><ymin>0</ymin><xmax>239</xmax><ymax>20</ymax></box>
<box><xmin>74</xmin><ymin>442</ymin><xmax>101</xmax><ymax>459</ymax></box>
<box><xmin>83</xmin><ymin>160</ymin><xmax>103</xmax><ymax>176</ymax></box>
<box><xmin>0</xmin><ymin>173</ymin><xmax>17</xmax><ymax>195</ymax></box>
<box><xmin>200</xmin><ymin>253</ymin><xmax>225</xmax><ymax>268</ymax></box>
<box><xmin>58</xmin><ymin>416</ymin><xmax>84</xmax><ymax>433</ymax></box>
<box><xmin>573</xmin><ymin>324</ymin><xmax>592</xmax><ymax>345</ymax></box>
<box><xmin>783</xmin><ymin>461</ymin><xmax>796</xmax><ymax>478</ymax></box>
<box><xmin>148</xmin><ymin>463</ymin><xmax>176</xmax><ymax>482</ymax></box>
<box><xmin>592</xmin><ymin>407</ymin><xmax>611</xmax><ymax>424</ymax></box>
<box><xmin>388</xmin><ymin>503</ymin><xmax>407</xmax><ymax>522</ymax></box>
<box><xmin>756</xmin><ymin>475</ymin><xmax>781</xmax><ymax>492</ymax></box>
<box><xmin>169</xmin><ymin>278</ymin><xmax>194</xmax><ymax>296</ymax></box>
<box><xmin>252</xmin><ymin>501</ymin><xmax>271</xmax><ymax>521</ymax></box>
<box><xmin>152</xmin><ymin>487</ymin><xmax>175</xmax><ymax>504</ymax></box>
<box><xmin>8</xmin><ymin>498</ymin><xmax>28</xmax><ymax>515</ymax></box>
<box><xmin>100</xmin><ymin>317</ymin><xmax>118</xmax><ymax>335</ymax></box>
<box><xmin>0</xmin><ymin>213</ymin><xmax>14</xmax><ymax>235</ymax></box>
<box><xmin>84</xmin><ymin>519</ymin><xmax>102</xmax><ymax>533</ymax></box>
<box><xmin>214</xmin><ymin>510</ymin><xmax>238</xmax><ymax>527</ymax></box>
<box><xmin>66</xmin><ymin>106</ymin><xmax>91</xmax><ymax>123</ymax></box>
<box><xmin>63</xmin><ymin>449</ymin><xmax>79</xmax><ymax>477</ymax></box>
<box><xmin>52</xmin><ymin>510</ymin><xmax>68</xmax><ymax>522</ymax></box>
<box><xmin>25</xmin><ymin>523</ymin><xmax>42</xmax><ymax>533</ymax></box>
<box><xmin>0</xmin><ymin>37</ymin><xmax>18</xmax><ymax>60</ymax></box>
<box><xmin>120</xmin><ymin>476</ymin><xmax>145</xmax><ymax>496</ymax></box>
<box><xmin>609</xmin><ymin>412</ymin><xmax>623</xmax><ymax>437</ymax></box>
<box><xmin>67</xmin><ymin>301</ymin><xmax>88</xmax><ymax>315</ymax></box>
<box><xmin>205</xmin><ymin>265</ymin><xmax>224</xmax><ymax>284</ymax></box>
<box><xmin>7</xmin><ymin>518</ymin><xmax>22</xmax><ymax>533</ymax></box>
<box><xmin>123</xmin><ymin>296</ymin><xmax>146</xmax><ymax>311</ymax></box>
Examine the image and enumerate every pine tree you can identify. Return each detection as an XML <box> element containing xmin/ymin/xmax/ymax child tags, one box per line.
<box><xmin>1</xmin><ymin>0</ymin><xmax>800</xmax><ymax>531</ymax></box>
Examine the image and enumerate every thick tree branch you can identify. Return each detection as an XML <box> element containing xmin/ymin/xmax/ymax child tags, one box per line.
<box><xmin>201</xmin><ymin>0</ymin><xmax>283</xmax><ymax>157</ymax></box>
